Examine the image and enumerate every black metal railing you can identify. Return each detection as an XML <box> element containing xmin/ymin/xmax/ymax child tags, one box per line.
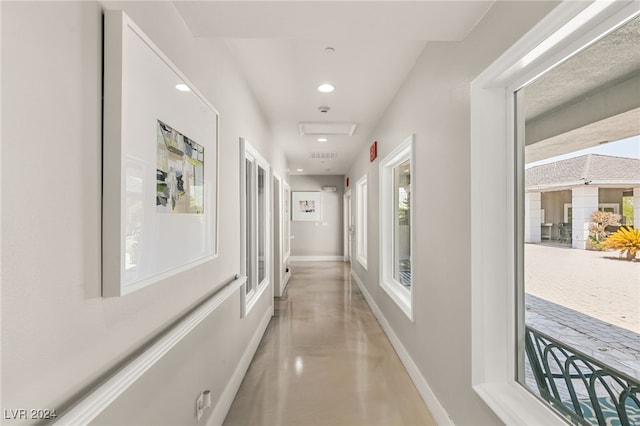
<box><xmin>525</xmin><ymin>325</ymin><xmax>640</xmax><ymax>425</ymax></box>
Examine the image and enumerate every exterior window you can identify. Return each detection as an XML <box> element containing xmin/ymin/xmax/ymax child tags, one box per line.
<box><xmin>241</xmin><ymin>139</ymin><xmax>270</xmax><ymax>317</ymax></box>
<box><xmin>471</xmin><ymin>3</ymin><xmax>639</xmax><ymax>425</ymax></box>
<box><xmin>393</xmin><ymin>159</ymin><xmax>411</xmax><ymax>287</ymax></box>
<box><xmin>355</xmin><ymin>175</ymin><xmax>368</xmax><ymax>269</ymax></box>
<box><xmin>380</xmin><ymin>135</ymin><xmax>414</xmax><ymax>320</ymax></box>
<box><xmin>516</xmin><ymin>15</ymin><xmax>640</xmax><ymax>426</ymax></box>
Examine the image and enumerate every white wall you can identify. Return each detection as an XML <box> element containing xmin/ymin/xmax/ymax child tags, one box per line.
<box><xmin>345</xmin><ymin>2</ymin><xmax>559</xmax><ymax>425</ymax></box>
<box><xmin>1</xmin><ymin>1</ymin><xmax>286</xmax><ymax>424</ymax></box>
<box><xmin>289</xmin><ymin>175</ymin><xmax>344</xmax><ymax>259</ymax></box>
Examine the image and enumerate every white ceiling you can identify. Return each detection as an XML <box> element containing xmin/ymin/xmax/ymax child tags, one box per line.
<box><xmin>173</xmin><ymin>1</ymin><xmax>494</xmax><ymax>175</ymax></box>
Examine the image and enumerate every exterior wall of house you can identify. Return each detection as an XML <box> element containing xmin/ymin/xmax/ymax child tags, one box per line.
<box><xmin>634</xmin><ymin>188</ymin><xmax>640</xmax><ymax>229</ymax></box>
<box><xmin>344</xmin><ymin>2</ymin><xmax>559</xmax><ymax>425</ymax></box>
<box><xmin>599</xmin><ymin>188</ymin><xmax>625</xmax><ymax>211</ymax></box>
<box><xmin>1</xmin><ymin>2</ymin><xmax>287</xmax><ymax>424</ymax></box>
<box><xmin>572</xmin><ymin>186</ymin><xmax>600</xmax><ymax>249</ymax></box>
<box><xmin>525</xmin><ymin>192</ymin><xmax>542</xmax><ymax>242</ymax></box>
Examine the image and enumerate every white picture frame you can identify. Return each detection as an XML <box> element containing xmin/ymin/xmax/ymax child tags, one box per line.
<box><xmin>102</xmin><ymin>10</ymin><xmax>219</xmax><ymax>296</ymax></box>
<box><xmin>292</xmin><ymin>191</ymin><xmax>321</xmax><ymax>221</ymax></box>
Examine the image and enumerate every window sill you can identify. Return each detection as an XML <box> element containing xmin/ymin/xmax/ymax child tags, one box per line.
<box><xmin>473</xmin><ymin>382</ymin><xmax>566</xmax><ymax>426</ymax></box>
<box><xmin>380</xmin><ymin>278</ymin><xmax>413</xmax><ymax>321</ymax></box>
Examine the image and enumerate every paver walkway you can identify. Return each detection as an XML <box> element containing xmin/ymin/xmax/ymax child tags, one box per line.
<box><xmin>525</xmin><ymin>243</ymin><xmax>639</xmax><ymax>334</ymax></box>
<box><xmin>526</xmin><ymin>294</ymin><xmax>640</xmax><ymax>380</ymax></box>
<box><xmin>524</xmin><ymin>243</ymin><xmax>640</xmax><ymax>390</ymax></box>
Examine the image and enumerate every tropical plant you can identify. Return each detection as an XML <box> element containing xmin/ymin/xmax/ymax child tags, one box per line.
<box><xmin>603</xmin><ymin>226</ymin><xmax>640</xmax><ymax>261</ymax></box>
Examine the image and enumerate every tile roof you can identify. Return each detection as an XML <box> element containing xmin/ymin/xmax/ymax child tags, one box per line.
<box><xmin>525</xmin><ymin>154</ymin><xmax>640</xmax><ymax>189</ymax></box>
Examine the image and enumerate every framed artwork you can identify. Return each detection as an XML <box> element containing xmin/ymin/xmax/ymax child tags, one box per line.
<box><xmin>102</xmin><ymin>11</ymin><xmax>219</xmax><ymax>296</ymax></box>
<box><xmin>292</xmin><ymin>191</ymin><xmax>322</xmax><ymax>221</ymax></box>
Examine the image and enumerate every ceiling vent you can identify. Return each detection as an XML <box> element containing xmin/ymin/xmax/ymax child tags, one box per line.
<box><xmin>310</xmin><ymin>151</ymin><xmax>338</xmax><ymax>160</ymax></box>
<box><xmin>298</xmin><ymin>122</ymin><xmax>357</xmax><ymax>136</ymax></box>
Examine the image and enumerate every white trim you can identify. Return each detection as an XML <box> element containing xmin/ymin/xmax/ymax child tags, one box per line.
<box><xmin>564</xmin><ymin>202</ymin><xmax>573</xmax><ymax>223</ymax></box>
<box><xmin>470</xmin><ymin>1</ymin><xmax>639</xmax><ymax>425</ymax></box>
<box><xmin>343</xmin><ymin>189</ymin><xmax>352</xmax><ymax>263</ymax></box>
<box><xmin>355</xmin><ymin>175</ymin><xmax>368</xmax><ymax>269</ymax></box>
<box><xmin>283</xmin><ymin>181</ymin><xmax>291</xmax><ymax>260</ymax></box>
<box><xmin>272</xmin><ymin>172</ymin><xmax>283</xmax><ymax>299</ymax></box>
<box><xmin>350</xmin><ymin>271</ymin><xmax>452</xmax><ymax>426</ymax></box>
<box><xmin>207</xmin><ymin>306</ymin><xmax>272</xmax><ymax>426</ymax></box>
<box><xmin>379</xmin><ymin>134</ymin><xmax>415</xmax><ymax>321</ymax></box>
<box><xmin>289</xmin><ymin>256</ymin><xmax>344</xmax><ymax>262</ymax></box>
<box><xmin>53</xmin><ymin>275</ymin><xmax>247</xmax><ymax>425</ymax></box>
<box><xmin>241</xmin><ymin>139</ymin><xmax>271</xmax><ymax>318</ymax></box>
<box><xmin>281</xmin><ymin>270</ymin><xmax>291</xmax><ymax>295</ymax></box>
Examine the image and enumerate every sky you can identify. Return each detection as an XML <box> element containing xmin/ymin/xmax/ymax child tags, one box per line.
<box><xmin>525</xmin><ymin>134</ymin><xmax>640</xmax><ymax>168</ymax></box>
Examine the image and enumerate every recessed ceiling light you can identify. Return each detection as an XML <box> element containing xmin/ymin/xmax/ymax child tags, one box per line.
<box><xmin>318</xmin><ymin>83</ymin><xmax>335</xmax><ymax>93</ymax></box>
<box><xmin>317</xmin><ymin>138</ymin><xmax>328</xmax><ymax>143</ymax></box>
<box><xmin>175</xmin><ymin>83</ymin><xmax>190</xmax><ymax>92</ymax></box>
<box><xmin>297</xmin><ymin>168</ymin><xmax>304</xmax><ymax>172</ymax></box>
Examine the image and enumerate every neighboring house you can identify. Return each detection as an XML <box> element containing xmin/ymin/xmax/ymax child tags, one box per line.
<box><xmin>525</xmin><ymin>154</ymin><xmax>640</xmax><ymax>249</ymax></box>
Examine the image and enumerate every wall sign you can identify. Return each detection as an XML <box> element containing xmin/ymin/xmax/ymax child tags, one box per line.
<box><xmin>370</xmin><ymin>141</ymin><xmax>378</xmax><ymax>162</ymax></box>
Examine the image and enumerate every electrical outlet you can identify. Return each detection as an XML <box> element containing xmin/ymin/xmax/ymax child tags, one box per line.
<box><xmin>195</xmin><ymin>392</ymin><xmax>204</xmax><ymax>422</ymax></box>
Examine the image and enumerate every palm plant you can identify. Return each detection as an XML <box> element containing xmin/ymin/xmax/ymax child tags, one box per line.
<box><xmin>603</xmin><ymin>226</ymin><xmax>640</xmax><ymax>261</ymax></box>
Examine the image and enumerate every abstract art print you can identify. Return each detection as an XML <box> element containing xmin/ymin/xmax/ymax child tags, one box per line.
<box><xmin>156</xmin><ymin>120</ymin><xmax>205</xmax><ymax>214</ymax></box>
<box><xmin>103</xmin><ymin>11</ymin><xmax>218</xmax><ymax>296</ymax></box>
<box><xmin>292</xmin><ymin>191</ymin><xmax>321</xmax><ymax>221</ymax></box>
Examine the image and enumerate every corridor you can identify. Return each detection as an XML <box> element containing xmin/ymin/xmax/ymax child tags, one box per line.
<box><xmin>223</xmin><ymin>262</ymin><xmax>436</xmax><ymax>426</ymax></box>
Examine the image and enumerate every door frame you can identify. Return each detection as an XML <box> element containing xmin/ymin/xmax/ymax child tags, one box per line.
<box><xmin>343</xmin><ymin>189</ymin><xmax>352</xmax><ymax>262</ymax></box>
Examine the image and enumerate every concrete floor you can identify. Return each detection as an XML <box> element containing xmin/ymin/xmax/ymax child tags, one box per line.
<box><xmin>223</xmin><ymin>262</ymin><xmax>436</xmax><ymax>426</ymax></box>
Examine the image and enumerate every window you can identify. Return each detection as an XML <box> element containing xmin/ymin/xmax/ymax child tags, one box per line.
<box><xmin>565</xmin><ymin>203</ymin><xmax>620</xmax><ymax>222</ymax></box>
<box><xmin>380</xmin><ymin>135</ymin><xmax>414</xmax><ymax>320</ymax></box>
<box><xmin>471</xmin><ymin>3</ymin><xmax>639</xmax><ymax>425</ymax></box>
<box><xmin>355</xmin><ymin>175</ymin><xmax>368</xmax><ymax>269</ymax></box>
<box><xmin>516</xmin><ymin>17</ymin><xmax>640</xmax><ymax>423</ymax></box>
<box><xmin>240</xmin><ymin>139</ymin><xmax>270</xmax><ymax>317</ymax></box>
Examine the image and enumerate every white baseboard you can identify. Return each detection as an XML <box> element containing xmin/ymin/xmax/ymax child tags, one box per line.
<box><xmin>208</xmin><ymin>306</ymin><xmax>272</xmax><ymax>426</ymax></box>
<box><xmin>281</xmin><ymin>271</ymin><xmax>291</xmax><ymax>296</ymax></box>
<box><xmin>289</xmin><ymin>255</ymin><xmax>343</xmax><ymax>262</ymax></box>
<box><xmin>350</xmin><ymin>271</ymin><xmax>454</xmax><ymax>426</ymax></box>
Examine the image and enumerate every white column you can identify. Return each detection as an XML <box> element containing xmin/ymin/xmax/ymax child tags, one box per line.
<box><xmin>571</xmin><ymin>186</ymin><xmax>599</xmax><ymax>249</ymax></box>
<box><xmin>524</xmin><ymin>192</ymin><xmax>541</xmax><ymax>243</ymax></box>
<box><xmin>634</xmin><ymin>187</ymin><xmax>640</xmax><ymax>230</ymax></box>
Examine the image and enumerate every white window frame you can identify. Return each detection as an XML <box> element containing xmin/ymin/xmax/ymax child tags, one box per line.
<box><xmin>470</xmin><ymin>2</ymin><xmax>639</xmax><ymax>425</ymax></box>
<box><xmin>599</xmin><ymin>203</ymin><xmax>620</xmax><ymax>214</ymax></box>
<box><xmin>240</xmin><ymin>138</ymin><xmax>271</xmax><ymax>318</ymax></box>
<box><xmin>564</xmin><ymin>202</ymin><xmax>620</xmax><ymax>222</ymax></box>
<box><xmin>563</xmin><ymin>203</ymin><xmax>572</xmax><ymax>223</ymax></box>
<box><xmin>379</xmin><ymin>134</ymin><xmax>415</xmax><ymax>321</ymax></box>
<box><xmin>283</xmin><ymin>181</ymin><xmax>291</xmax><ymax>260</ymax></box>
<box><xmin>355</xmin><ymin>175</ymin><xmax>368</xmax><ymax>269</ymax></box>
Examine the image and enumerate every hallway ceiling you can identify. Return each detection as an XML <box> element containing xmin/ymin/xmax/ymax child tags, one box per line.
<box><xmin>173</xmin><ymin>1</ymin><xmax>495</xmax><ymax>175</ymax></box>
